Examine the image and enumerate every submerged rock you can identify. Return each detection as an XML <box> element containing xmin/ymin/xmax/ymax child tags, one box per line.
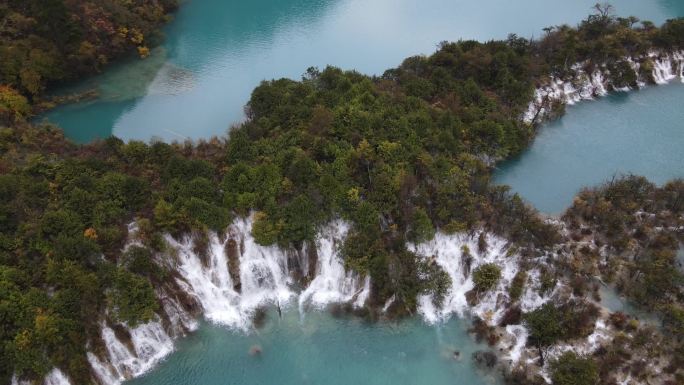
<box><xmin>249</xmin><ymin>345</ymin><xmax>263</xmax><ymax>356</ymax></box>
<box><xmin>472</xmin><ymin>350</ymin><xmax>498</xmax><ymax>369</ymax></box>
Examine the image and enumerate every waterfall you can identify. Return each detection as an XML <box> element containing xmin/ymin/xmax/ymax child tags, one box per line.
<box><xmin>409</xmin><ymin>231</ymin><xmax>519</xmax><ymax>324</ymax></box>
<box><xmin>34</xmin><ymin>216</ymin><xmax>372</xmax><ymax>385</ymax></box>
<box><xmin>43</xmin><ymin>369</ymin><xmax>71</xmax><ymax>385</ymax></box>
<box><xmin>89</xmin><ymin>320</ymin><xmax>174</xmax><ymax>384</ymax></box>
<box><xmin>165</xmin><ymin>217</ymin><xmax>369</xmax><ymax>329</ymax></box>
<box><xmin>505</xmin><ymin>325</ymin><xmax>528</xmax><ymax>363</ymax></box>
<box><xmin>159</xmin><ymin>294</ymin><xmax>199</xmax><ymax>336</ymax></box>
<box><xmin>166</xmin><ymin>218</ymin><xmax>295</xmax><ymax>329</ymax></box>
<box><xmin>232</xmin><ymin>219</ymin><xmax>295</xmax><ymax>317</ymax></box>
<box><xmin>299</xmin><ymin>221</ymin><xmax>370</xmax><ymax>312</ymax></box>
<box><xmin>409</xmin><ymin>231</ymin><xmax>551</xmax><ymax>364</ymax></box>
<box><xmin>11</xmin><ymin>369</ymin><xmax>71</xmax><ymax>385</ymax></box>
<box><xmin>525</xmin><ymin>50</ymin><xmax>684</xmax><ymax>124</ymax></box>
<box><xmin>518</xmin><ymin>269</ymin><xmax>547</xmax><ymax>312</ymax></box>
<box><xmin>87</xmin><ymin>353</ymin><xmax>121</xmax><ymax>385</ymax></box>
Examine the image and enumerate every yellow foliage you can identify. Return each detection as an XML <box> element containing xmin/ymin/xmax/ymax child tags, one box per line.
<box><xmin>84</xmin><ymin>228</ymin><xmax>98</xmax><ymax>240</ymax></box>
<box><xmin>15</xmin><ymin>329</ymin><xmax>32</xmax><ymax>350</ymax></box>
<box><xmin>137</xmin><ymin>46</ymin><xmax>150</xmax><ymax>59</ymax></box>
<box><xmin>34</xmin><ymin>310</ymin><xmax>58</xmax><ymax>341</ymax></box>
<box><xmin>347</xmin><ymin>187</ymin><xmax>360</xmax><ymax>204</ymax></box>
<box><xmin>356</xmin><ymin>139</ymin><xmax>373</xmax><ymax>158</ymax></box>
<box><xmin>253</xmin><ymin>211</ymin><xmax>268</xmax><ymax>222</ymax></box>
<box><xmin>0</xmin><ymin>85</ymin><xmax>30</xmax><ymax>122</ymax></box>
<box><xmin>19</xmin><ymin>68</ymin><xmax>42</xmax><ymax>95</ymax></box>
<box><xmin>78</xmin><ymin>41</ymin><xmax>96</xmax><ymax>59</ymax></box>
<box><xmin>130</xmin><ymin>29</ymin><xmax>144</xmax><ymax>44</ymax></box>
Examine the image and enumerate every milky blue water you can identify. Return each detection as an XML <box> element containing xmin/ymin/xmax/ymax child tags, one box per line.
<box><xmin>42</xmin><ymin>0</ymin><xmax>683</xmax><ymax>143</ymax></box>
<box><xmin>127</xmin><ymin>311</ymin><xmax>500</xmax><ymax>385</ymax></box>
<box><xmin>494</xmin><ymin>82</ymin><xmax>684</xmax><ymax>214</ymax></box>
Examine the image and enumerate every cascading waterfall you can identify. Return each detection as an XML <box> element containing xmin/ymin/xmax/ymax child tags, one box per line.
<box><xmin>409</xmin><ymin>231</ymin><xmax>519</xmax><ymax>323</ymax></box>
<box><xmin>25</xmin><ymin>220</ymin><xmax>612</xmax><ymax>385</ymax></box>
<box><xmin>11</xmin><ymin>369</ymin><xmax>71</xmax><ymax>385</ymax></box>
<box><xmin>81</xmin><ymin>216</ymin><xmax>370</xmax><ymax>385</ymax></box>
<box><xmin>159</xmin><ymin>293</ymin><xmax>199</xmax><ymax>336</ymax></box>
<box><xmin>165</xmin><ymin>219</ymin><xmax>294</xmax><ymax>329</ymax></box>
<box><xmin>88</xmin><ymin>320</ymin><xmax>174</xmax><ymax>385</ymax></box>
<box><xmin>299</xmin><ymin>221</ymin><xmax>370</xmax><ymax>313</ymax></box>
<box><xmin>525</xmin><ymin>50</ymin><xmax>684</xmax><ymax>124</ymax></box>
<box><xmin>409</xmin><ymin>231</ymin><xmax>548</xmax><ymax>364</ymax></box>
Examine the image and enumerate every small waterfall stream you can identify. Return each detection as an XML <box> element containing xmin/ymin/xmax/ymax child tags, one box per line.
<box><xmin>525</xmin><ymin>50</ymin><xmax>684</xmax><ymax>123</ymax></box>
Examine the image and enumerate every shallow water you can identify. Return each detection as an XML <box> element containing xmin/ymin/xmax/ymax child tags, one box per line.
<box><xmin>494</xmin><ymin>82</ymin><xmax>684</xmax><ymax>214</ymax></box>
<box><xmin>127</xmin><ymin>310</ymin><xmax>499</xmax><ymax>385</ymax></box>
<box><xmin>41</xmin><ymin>0</ymin><xmax>683</xmax><ymax>143</ymax></box>
<box><xmin>598</xmin><ymin>286</ymin><xmax>660</xmax><ymax>326</ymax></box>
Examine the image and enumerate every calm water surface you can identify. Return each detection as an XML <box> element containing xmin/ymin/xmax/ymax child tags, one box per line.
<box><xmin>43</xmin><ymin>0</ymin><xmax>683</xmax><ymax>142</ymax></box>
<box><xmin>494</xmin><ymin>82</ymin><xmax>684</xmax><ymax>214</ymax></box>
<box><xmin>127</xmin><ymin>311</ymin><xmax>499</xmax><ymax>385</ymax></box>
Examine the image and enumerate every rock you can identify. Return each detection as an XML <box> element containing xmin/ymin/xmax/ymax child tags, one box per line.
<box><xmin>225</xmin><ymin>237</ymin><xmax>241</xmax><ymax>292</ymax></box>
<box><xmin>252</xmin><ymin>308</ymin><xmax>267</xmax><ymax>329</ymax></box>
<box><xmin>249</xmin><ymin>345</ymin><xmax>262</xmax><ymax>356</ymax></box>
<box><xmin>472</xmin><ymin>350</ymin><xmax>498</xmax><ymax>369</ymax></box>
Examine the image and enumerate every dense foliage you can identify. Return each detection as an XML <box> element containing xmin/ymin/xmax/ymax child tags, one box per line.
<box><xmin>523</xmin><ymin>300</ymin><xmax>599</xmax><ymax>365</ymax></box>
<box><xmin>472</xmin><ymin>263</ymin><xmax>502</xmax><ymax>292</ymax></box>
<box><xmin>562</xmin><ymin>175</ymin><xmax>684</xmax><ymax>382</ymax></box>
<box><xmin>0</xmin><ymin>5</ymin><xmax>683</xmax><ymax>384</ymax></box>
<box><xmin>564</xmin><ymin>176</ymin><xmax>684</xmax><ymax>317</ymax></box>
<box><xmin>550</xmin><ymin>352</ymin><xmax>599</xmax><ymax>385</ymax></box>
<box><xmin>0</xmin><ymin>0</ymin><xmax>177</xmax><ymax>106</ymax></box>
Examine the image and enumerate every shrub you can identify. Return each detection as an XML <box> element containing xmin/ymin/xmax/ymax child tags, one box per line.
<box><xmin>509</xmin><ymin>270</ymin><xmax>528</xmax><ymax>301</ymax></box>
<box><xmin>108</xmin><ymin>269</ymin><xmax>159</xmax><ymax>326</ymax></box>
<box><xmin>251</xmin><ymin>212</ymin><xmax>280</xmax><ymax>246</ymax></box>
<box><xmin>409</xmin><ymin>208</ymin><xmax>435</xmax><ymax>243</ymax></box>
<box><xmin>473</xmin><ymin>263</ymin><xmax>502</xmax><ymax>292</ymax></box>
<box><xmin>524</xmin><ymin>302</ymin><xmax>564</xmax><ymax>365</ymax></box>
<box><xmin>550</xmin><ymin>352</ymin><xmax>599</xmax><ymax>385</ymax></box>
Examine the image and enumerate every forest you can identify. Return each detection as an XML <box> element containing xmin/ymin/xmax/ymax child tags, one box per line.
<box><xmin>0</xmin><ymin>0</ymin><xmax>177</xmax><ymax>109</ymax></box>
<box><xmin>0</xmin><ymin>3</ymin><xmax>684</xmax><ymax>384</ymax></box>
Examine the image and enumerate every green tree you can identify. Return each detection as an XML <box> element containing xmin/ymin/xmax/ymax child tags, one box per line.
<box><xmin>108</xmin><ymin>269</ymin><xmax>158</xmax><ymax>327</ymax></box>
<box><xmin>251</xmin><ymin>212</ymin><xmax>279</xmax><ymax>246</ymax></box>
<box><xmin>550</xmin><ymin>352</ymin><xmax>599</xmax><ymax>385</ymax></box>
<box><xmin>408</xmin><ymin>208</ymin><xmax>435</xmax><ymax>243</ymax></box>
<box><xmin>472</xmin><ymin>263</ymin><xmax>501</xmax><ymax>292</ymax></box>
<box><xmin>524</xmin><ymin>302</ymin><xmax>564</xmax><ymax>365</ymax></box>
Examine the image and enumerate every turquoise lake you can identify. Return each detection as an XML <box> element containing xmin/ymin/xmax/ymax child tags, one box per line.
<box><xmin>128</xmin><ymin>311</ymin><xmax>498</xmax><ymax>385</ymax></box>
<box><xmin>495</xmin><ymin>82</ymin><xmax>684</xmax><ymax>214</ymax></box>
<box><xmin>39</xmin><ymin>0</ymin><xmax>684</xmax><ymax>383</ymax></box>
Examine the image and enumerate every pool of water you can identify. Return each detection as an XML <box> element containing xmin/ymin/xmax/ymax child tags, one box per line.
<box><xmin>41</xmin><ymin>0</ymin><xmax>684</xmax><ymax>143</ymax></box>
<box><xmin>598</xmin><ymin>286</ymin><xmax>660</xmax><ymax>326</ymax></box>
<box><xmin>127</xmin><ymin>310</ymin><xmax>499</xmax><ymax>385</ymax></box>
<box><xmin>494</xmin><ymin>82</ymin><xmax>684</xmax><ymax>215</ymax></box>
